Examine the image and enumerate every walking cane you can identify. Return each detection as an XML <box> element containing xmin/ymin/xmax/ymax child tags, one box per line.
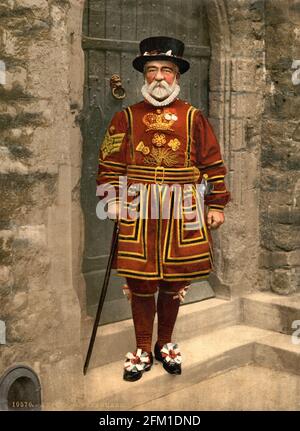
<box><xmin>83</xmin><ymin>221</ymin><xmax>119</xmax><ymax>375</ymax></box>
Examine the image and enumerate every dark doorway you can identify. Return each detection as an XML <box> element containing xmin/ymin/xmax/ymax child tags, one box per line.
<box><xmin>81</xmin><ymin>0</ymin><xmax>215</xmax><ymax>323</ymax></box>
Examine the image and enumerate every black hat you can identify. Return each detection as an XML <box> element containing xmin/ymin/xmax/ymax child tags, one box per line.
<box><xmin>132</xmin><ymin>36</ymin><xmax>190</xmax><ymax>74</ymax></box>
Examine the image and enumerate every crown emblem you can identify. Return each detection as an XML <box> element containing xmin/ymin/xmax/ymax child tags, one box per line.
<box><xmin>142</xmin><ymin>111</ymin><xmax>175</xmax><ymax>131</ymax></box>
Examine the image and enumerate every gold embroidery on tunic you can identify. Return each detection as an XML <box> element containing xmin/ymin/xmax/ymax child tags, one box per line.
<box><xmin>143</xmin><ymin>112</ymin><xmax>175</xmax><ymax>131</ymax></box>
<box><xmin>152</xmin><ymin>133</ymin><xmax>167</xmax><ymax>147</ymax></box>
<box><xmin>136</xmin><ymin>141</ymin><xmax>150</xmax><ymax>155</ymax></box>
<box><xmin>144</xmin><ymin>147</ymin><xmax>179</xmax><ymax>167</ymax></box>
<box><xmin>168</xmin><ymin>138</ymin><xmax>181</xmax><ymax>151</ymax></box>
<box><xmin>101</xmin><ymin>130</ymin><xmax>125</xmax><ymax>159</ymax></box>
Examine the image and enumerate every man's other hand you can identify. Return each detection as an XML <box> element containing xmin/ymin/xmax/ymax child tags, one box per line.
<box><xmin>207</xmin><ymin>210</ymin><xmax>224</xmax><ymax>230</ymax></box>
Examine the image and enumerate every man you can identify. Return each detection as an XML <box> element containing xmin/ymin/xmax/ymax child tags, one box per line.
<box><xmin>96</xmin><ymin>37</ymin><xmax>230</xmax><ymax>382</ymax></box>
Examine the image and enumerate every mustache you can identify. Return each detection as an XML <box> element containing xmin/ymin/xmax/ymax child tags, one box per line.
<box><xmin>147</xmin><ymin>79</ymin><xmax>172</xmax><ymax>91</ymax></box>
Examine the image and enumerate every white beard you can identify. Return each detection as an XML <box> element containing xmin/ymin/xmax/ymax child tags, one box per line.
<box><xmin>141</xmin><ymin>79</ymin><xmax>180</xmax><ymax>107</ymax></box>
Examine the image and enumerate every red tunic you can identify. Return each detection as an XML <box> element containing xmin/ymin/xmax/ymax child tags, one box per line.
<box><xmin>97</xmin><ymin>99</ymin><xmax>230</xmax><ymax>281</ymax></box>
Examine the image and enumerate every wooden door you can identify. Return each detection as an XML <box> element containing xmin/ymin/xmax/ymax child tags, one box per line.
<box><xmin>81</xmin><ymin>0</ymin><xmax>214</xmax><ymax>324</ymax></box>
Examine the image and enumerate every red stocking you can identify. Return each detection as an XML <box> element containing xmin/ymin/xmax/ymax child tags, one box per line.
<box><xmin>131</xmin><ymin>292</ymin><xmax>156</xmax><ymax>354</ymax></box>
<box><xmin>156</xmin><ymin>286</ymin><xmax>182</xmax><ymax>349</ymax></box>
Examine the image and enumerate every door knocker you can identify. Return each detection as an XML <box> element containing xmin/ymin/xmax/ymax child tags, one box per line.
<box><xmin>110</xmin><ymin>74</ymin><xmax>126</xmax><ymax>100</ymax></box>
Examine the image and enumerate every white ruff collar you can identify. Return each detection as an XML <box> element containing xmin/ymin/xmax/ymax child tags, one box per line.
<box><xmin>141</xmin><ymin>84</ymin><xmax>180</xmax><ymax>107</ymax></box>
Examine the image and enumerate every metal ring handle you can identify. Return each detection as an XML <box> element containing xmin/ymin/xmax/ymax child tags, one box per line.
<box><xmin>110</xmin><ymin>74</ymin><xmax>126</xmax><ymax>100</ymax></box>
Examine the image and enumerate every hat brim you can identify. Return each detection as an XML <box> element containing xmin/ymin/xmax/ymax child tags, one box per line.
<box><xmin>132</xmin><ymin>55</ymin><xmax>190</xmax><ymax>74</ymax></box>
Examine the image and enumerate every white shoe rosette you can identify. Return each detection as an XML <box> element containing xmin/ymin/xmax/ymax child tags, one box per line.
<box><xmin>124</xmin><ymin>348</ymin><xmax>150</xmax><ymax>373</ymax></box>
<box><xmin>160</xmin><ymin>343</ymin><xmax>182</xmax><ymax>365</ymax></box>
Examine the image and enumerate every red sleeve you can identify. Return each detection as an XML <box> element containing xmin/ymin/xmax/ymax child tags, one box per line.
<box><xmin>193</xmin><ymin>110</ymin><xmax>231</xmax><ymax>211</ymax></box>
<box><xmin>96</xmin><ymin>110</ymin><xmax>128</xmax><ymax>205</ymax></box>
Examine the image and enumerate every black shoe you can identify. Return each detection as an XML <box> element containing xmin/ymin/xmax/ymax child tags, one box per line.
<box><xmin>154</xmin><ymin>342</ymin><xmax>182</xmax><ymax>375</ymax></box>
<box><xmin>123</xmin><ymin>350</ymin><xmax>153</xmax><ymax>382</ymax></box>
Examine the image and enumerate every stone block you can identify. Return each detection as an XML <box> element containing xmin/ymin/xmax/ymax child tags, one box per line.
<box><xmin>245</xmin><ymin>118</ymin><xmax>262</xmax><ymax>153</ymax></box>
<box><xmin>278</xmin><ymin>250</ymin><xmax>300</xmax><ymax>267</ymax></box>
<box><xmin>261</xmin><ymin>134</ymin><xmax>300</xmax><ymax>171</ymax></box>
<box><xmin>0</xmin><ymin>28</ymin><xmax>20</xmax><ymax>58</ymax></box>
<box><xmin>231</xmin><ymin>92</ymin><xmax>263</xmax><ymax>118</ymax></box>
<box><xmin>267</xmin><ymin>93</ymin><xmax>300</xmax><ymax>120</ymax></box>
<box><xmin>230</xmin><ymin>119</ymin><xmax>246</xmax><ymax>151</ymax></box>
<box><xmin>261</xmin><ymin>220</ymin><xmax>300</xmax><ymax>251</ymax></box>
<box><xmin>1</xmin><ymin>66</ymin><xmax>27</xmax><ymax>90</ymax></box>
<box><xmin>208</xmin><ymin>117</ymin><xmax>225</xmax><ymax>152</ymax></box>
<box><xmin>261</xmin><ymin>250</ymin><xmax>300</xmax><ymax>269</ymax></box>
<box><xmin>0</xmin><ymin>230</ymin><xmax>13</xmax><ymax>262</ymax></box>
<box><xmin>14</xmin><ymin>0</ymin><xmax>48</xmax><ymax>8</ymax></box>
<box><xmin>259</xmin><ymin>170</ymin><xmax>294</xmax><ymax>194</ymax></box>
<box><xmin>273</xmin><ymin>225</ymin><xmax>300</xmax><ymax>251</ymax></box>
<box><xmin>266</xmin><ymin>205</ymin><xmax>300</xmax><ymax>225</ymax></box>
<box><xmin>209</xmin><ymin>58</ymin><xmax>231</xmax><ymax>92</ymax></box>
<box><xmin>292</xmin><ymin>123</ymin><xmax>300</xmax><ymax>141</ymax></box>
<box><xmin>254</xmin><ymin>335</ymin><xmax>300</xmax><ymax>376</ymax></box>
<box><xmin>259</xmin><ymin>250</ymin><xmax>271</xmax><ymax>269</ymax></box>
<box><xmin>242</xmin><ymin>292</ymin><xmax>300</xmax><ymax>334</ymax></box>
<box><xmin>271</xmin><ymin>268</ymin><xmax>299</xmax><ymax>295</ymax></box>
<box><xmin>208</xmin><ymin>91</ymin><xmax>225</xmax><ymax>118</ymax></box>
<box><xmin>231</xmin><ymin>57</ymin><xmax>265</xmax><ymax>92</ymax></box>
<box><xmin>229</xmin><ymin>151</ymin><xmax>259</xmax><ymax>205</ymax></box>
<box><xmin>0</xmin><ymin>265</ymin><xmax>14</xmax><ymax>292</ymax></box>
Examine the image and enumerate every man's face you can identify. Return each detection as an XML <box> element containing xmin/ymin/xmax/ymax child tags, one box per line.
<box><xmin>143</xmin><ymin>60</ymin><xmax>179</xmax><ymax>101</ymax></box>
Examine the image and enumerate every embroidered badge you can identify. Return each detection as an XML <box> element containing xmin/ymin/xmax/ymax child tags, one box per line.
<box><xmin>168</xmin><ymin>138</ymin><xmax>181</xmax><ymax>151</ymax></box>
<box><xmin>136</xmin><ymin>141</ymin><xmax>150</xmax><ymax>155</ymax></box>
<box><xmin>152</xmin><ymin>133</ymin><xmax>167</xmax><ymax>147</ymax></box>
<box><xmin>143</xmin><ymin>111</ymin><xmax>175</xmax><ymax>131</ymax></box>
<box><xmin>101</xmin><ymin>130</ymin><xmax>125</xmax><ymax>159</ymax></box>
<box><xmin>144</xmin><ymin>147</ymin><xmax>179</xmax><ymax>167</ymax></box>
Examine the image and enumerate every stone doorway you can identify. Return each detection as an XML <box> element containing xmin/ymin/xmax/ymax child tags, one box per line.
<box><xmin>80</xmin><ymin>0</ymin><xmax>217</xmax><ymax>324</ymax></box>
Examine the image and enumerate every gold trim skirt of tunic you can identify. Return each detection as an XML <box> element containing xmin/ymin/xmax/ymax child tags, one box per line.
<box><xmin>116</xmin><ymin>180</ymin><xmax>214</xmax><ymax>281</ymax></box>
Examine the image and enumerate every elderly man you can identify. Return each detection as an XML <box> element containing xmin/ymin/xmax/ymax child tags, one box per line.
<box><xmin>96</xmin><ymin>36</ymin><xmax>230</xmax><ymax>382</ymax></box>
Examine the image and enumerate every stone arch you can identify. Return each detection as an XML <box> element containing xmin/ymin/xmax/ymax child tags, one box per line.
<box><xmin>206</xmin><ymin>0</ymin><xmax>232</xmax><ymax>155</ymax></box>
<box><xmin>0</xmin><ymin>365</ymin><xmax>42</xmax><ymax>411</ymax></box>
<box><xmin>205</xmin><ymin>0</ymin><xmax>233</xmax><ymax>299</ymax></box>
<box><xmin>204</xmin><ymin>0</ymin><xmax>264</xmax><ymax>299</ymax></box>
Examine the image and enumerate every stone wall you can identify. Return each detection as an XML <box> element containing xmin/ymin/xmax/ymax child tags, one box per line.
<box><xmin>208</xmin><ymin>0</ymin><xmax>299</xmax><ymax>298</ymax></box>
<box><xmin>0</xmin><ymin>0</ymin><xmax>85</xmax><ymax>409</ymax></box>
<box><xmin>259</xmin><ymin>0</ymin><xmax>300</xmax><ymax>294</ymax></box>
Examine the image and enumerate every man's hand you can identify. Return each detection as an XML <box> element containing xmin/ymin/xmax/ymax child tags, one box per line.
<box><xmin>107</xmin><ymin>202</ymin><xmax>119</xmax><ymax>220</ymax></box>
<box><xmin>207</xmin><ymin>210</ymin><xmax>224</xmax><ymax>230</ymax></box>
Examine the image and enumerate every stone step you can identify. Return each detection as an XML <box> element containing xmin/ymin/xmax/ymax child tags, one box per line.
<box><xmin>254</xmin><ymin>331</ymin><xmax>300</xmax><ymax>375</ymax></box>
<box><xmin>133</xmin><ymin>365</ymin><xmax>300</xmax><ymax>411</ymax></box>
<box><xmin>82</xmin><ymin>324</ymin><xmax>274</xmax><ymax>410</ymax></box>
<box><xmin>241</xmin><ymin>291</ymin><xmax>300</xmax><ymax>335</ymax></box>
<box><xmin>82</xmin><ymin>297</ymin><xmax>240</xmax><ymax>369</ymax></box>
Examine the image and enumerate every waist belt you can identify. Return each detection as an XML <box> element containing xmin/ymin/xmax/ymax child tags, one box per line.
<box><xmin>126</xmin><ymin>165</ymin><xmax>201</xmax><ymax>185</ymax></box>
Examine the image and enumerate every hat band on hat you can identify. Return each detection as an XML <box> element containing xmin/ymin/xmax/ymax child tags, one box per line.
<box><xmin>143</xmin><ymin>49</ymin><xmax>174</xmax><ymax>57</ymax></box>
